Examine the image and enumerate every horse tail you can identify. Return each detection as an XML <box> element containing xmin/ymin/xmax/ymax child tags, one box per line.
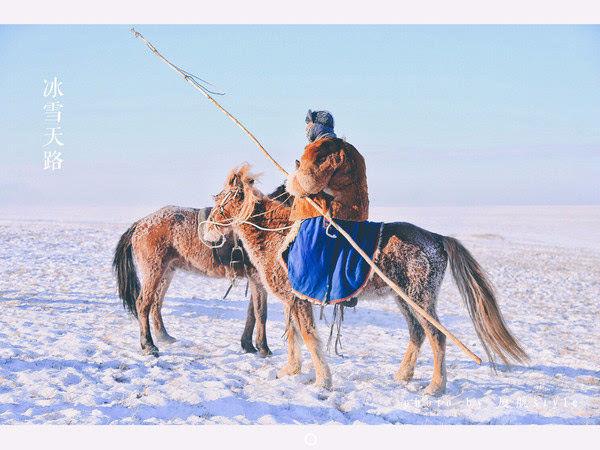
<box><xmin>113</xmin><ymin>223</ymin><xmax>140</xmax><ymax>318</ymax></box>
<box><xmin>443</xmin><ymin>236</ymin><xmax>528</xmax><ymax>368</ymax></box>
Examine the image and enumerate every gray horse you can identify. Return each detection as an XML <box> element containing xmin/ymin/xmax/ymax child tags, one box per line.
<box><xmin>203</xmin><ymin>165</ymin><xmax>529</xmax><ymax>394</ymax></box>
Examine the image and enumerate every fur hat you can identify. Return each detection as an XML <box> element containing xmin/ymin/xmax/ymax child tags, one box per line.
<box><xmin>305</xmin><ymin>109</ymin><xmax>336</xmax><ymax>142</ymax></box>
<box><xmin>306</xmin><ymin>110</ymin><xmax>335</xmax><ymax>128</ymax></box>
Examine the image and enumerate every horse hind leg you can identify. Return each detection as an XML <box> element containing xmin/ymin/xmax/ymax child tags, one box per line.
<box><xmin>136</xmin><ymin>281</ymin><xmax>159</xmax><ymax>357</ymax></box>
<box><xmin>394</xmin><ymin>296</ymin><xmax>426</xmax><ymax>383</ymax></box>
<box><xmin>151</xmin><ymin>267</ymin><xmax>176</xmax><ymax>344</ymax></box>
<box><xmin>135</xmin><ymin>258</ymin><xmax>174</xmax><ymax>356</ymax></box>
<box><xmin>421</xmin><ymin>322</ymin><xmax>446</xmax><ymax>395</ymax></box>
<box><xmin>416</xmin><ymin>293</ymin><xmax>447</xmax><ymax>396</ymax></box>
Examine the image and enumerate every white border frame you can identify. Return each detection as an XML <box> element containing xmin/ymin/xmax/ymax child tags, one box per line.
<box><xmin>0</xmin><ymin>2</ymin><xmax>598</xmax><ymax>447</ymax></box>
<box><xmin>1</xmin><ymin>0</ymin><xmax>600</xmax><ymax>24</ymax></box>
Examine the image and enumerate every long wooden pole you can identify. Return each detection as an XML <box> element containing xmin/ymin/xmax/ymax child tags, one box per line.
<box><xmin>131</xmin><ymin>28</ymin><xmax>482</xmax><ymax>365</ymax></box>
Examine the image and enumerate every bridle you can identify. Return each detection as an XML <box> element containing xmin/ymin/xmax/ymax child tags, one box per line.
<box><xmin>197</xmin><ymin>184</ymin><xmax>294</xmax><ymax>249</ymax></box>
<box><xmin>196</xmin><ymin>186</ymin><xmax>240</xmax><ymax>249</ymax></box>
<box><xmin>215</xmin><ymin>187</ymin><xmax>239</xmax><ymax>215</ymax></box>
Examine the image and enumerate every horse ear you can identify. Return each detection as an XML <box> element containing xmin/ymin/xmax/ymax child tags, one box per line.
<box><xmin>305</xmin><ymin>109</ymin><xmax>314</xmax><ymax>124</ymax></box>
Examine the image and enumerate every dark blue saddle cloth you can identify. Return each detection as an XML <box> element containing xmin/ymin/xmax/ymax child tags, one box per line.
<box><xmin>281</xmin><ymin>216</ymin><xmax>383</xmax><ymax>304</ymax></box>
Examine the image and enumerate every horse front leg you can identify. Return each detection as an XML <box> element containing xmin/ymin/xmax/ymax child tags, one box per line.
<box><xmin>276</xmin><ymin>303</ymin><xmax>302</xmax><ymax>378</ymax></box>
<box><xmin>294</xmin><ymin>299</ymin><xmax>332</xmax><ymax>390</ymax></box>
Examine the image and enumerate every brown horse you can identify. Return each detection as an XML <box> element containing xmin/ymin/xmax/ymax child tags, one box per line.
<box><xmin>113</xmin><ymin>184</ymin><xmax>291</xmax><ymax>358</ymax></box>
<box><xmin>203</xmin><ymin>165</ymin><xmax>528</xmax><ymax>395</ymax></box>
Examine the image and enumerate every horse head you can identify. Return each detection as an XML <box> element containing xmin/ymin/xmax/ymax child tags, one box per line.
<box><xmin>203</xmin><ymin>163</ymin><xmax>263</xmax><ymax>242</ymax></box>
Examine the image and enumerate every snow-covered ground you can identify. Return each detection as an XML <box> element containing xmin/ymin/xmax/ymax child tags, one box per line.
<box><xmin>0</xmin><ymin>205</ymin><xmax>599</xmax><ymax>424</ymax></box>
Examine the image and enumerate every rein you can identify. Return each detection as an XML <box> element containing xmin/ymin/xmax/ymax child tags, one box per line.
<box><xmin>198</xmin><ymin>188</ymin><xmax>292</xmax><ymax>298</ymax></box>
<box><xmin>197</xmin><ymin>188</ymin><xmax>294</xmax><ymax>249</ymax></box>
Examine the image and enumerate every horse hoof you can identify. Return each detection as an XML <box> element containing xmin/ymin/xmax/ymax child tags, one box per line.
<box><xmin>315</xmin><ymin>378</ymin><xmax>333</xmax><ymax>391</ymax></box>
<box><xmin>423</xmin><ymin>382</ymin><xmax>446</xmax><ymax>396</ymax></box>
<box><xmin>241</xmin><ymin>341</ymin><xmax>258</xmax><ymax>354</ymax></box>
<box><xmin>394</xmin><ymin>369</ymin><xmax>414</xmax><ymax>383</ymax></box>
<box><xmin>156</xmin><ymin>334</ymin><xmax>177</xmax><ymax>345</ymax></box>
<box><xmin>276</xmin><ymin>364</ymin><xmax>301</xmax><ymax>379</ymax></box>
<box><xmin>142</xmin><ymin>345</ymin><xmax>159</xmax><ymax>357</ymax></box>
<box><xmin>258</xmin><ymin>347</ymin><xmax>272</xmax><ymax>358</ymax></box>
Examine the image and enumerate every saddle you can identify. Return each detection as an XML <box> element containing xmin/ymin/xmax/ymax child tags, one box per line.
<box><xmin>280</xmin><ymin>216</ymin><xmax>383</xmax><ymax>306</ymax></box>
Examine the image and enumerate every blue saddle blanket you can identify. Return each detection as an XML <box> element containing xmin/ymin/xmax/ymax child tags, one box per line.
<box><xmin>281</xmin><ymin>216</ymin><xmax>383</xmax><ymax>304</ymax></box>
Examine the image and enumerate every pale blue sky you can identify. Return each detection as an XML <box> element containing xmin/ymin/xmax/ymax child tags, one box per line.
<box><xmin>1</xmin><ymin>25</ymin><xmax>599</xmax><ymax>209</ymax></box>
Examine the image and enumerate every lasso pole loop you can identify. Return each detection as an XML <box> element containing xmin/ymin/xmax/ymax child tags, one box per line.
<box><xmin>131</xmin><ymin>28</ymin><xmax>482</xmax><ymax>365</ymax></box>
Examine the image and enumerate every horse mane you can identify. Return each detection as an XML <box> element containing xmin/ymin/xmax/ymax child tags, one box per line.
<box><xmin>225</xmin><ymin>163</ymin><xmax>265</xmax><ymax>223</ymax></box>
<box><xmin>226</xmin><ymin>164</ymin><xmax>293</xmax><ymax>225</ymax></box>
<box><xmin>225</xmin><ymin>163</ymin><xmax>261</xmax><ymax>188</ymax></box>
<box><xmin>267</xmin><ymin>182</ymin><xmax>294</xmax><ymax>206</ymax></box>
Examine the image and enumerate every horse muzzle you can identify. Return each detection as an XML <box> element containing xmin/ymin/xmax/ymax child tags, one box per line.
<box><xmin>202</xmin><ymin>222</ymin><xmax>223</xmax><ymax>243</ymax></box>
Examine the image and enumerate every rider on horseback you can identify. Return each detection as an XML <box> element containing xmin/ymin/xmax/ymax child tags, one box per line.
<box><xmin>283</xmin><ymin>110</ymin><xmax>376</xmax><ymax>307</ymax></box>
<box><xmin>286</xmin><ymin>110</ymin><xmax>369</xmax><ymax>223</ymax></box>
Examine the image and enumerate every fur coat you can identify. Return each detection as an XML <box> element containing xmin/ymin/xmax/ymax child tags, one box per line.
<box><xmin>286</xmin><ymin>137</ymin><xmax>369</xmax><ymax>222</ymax></box>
